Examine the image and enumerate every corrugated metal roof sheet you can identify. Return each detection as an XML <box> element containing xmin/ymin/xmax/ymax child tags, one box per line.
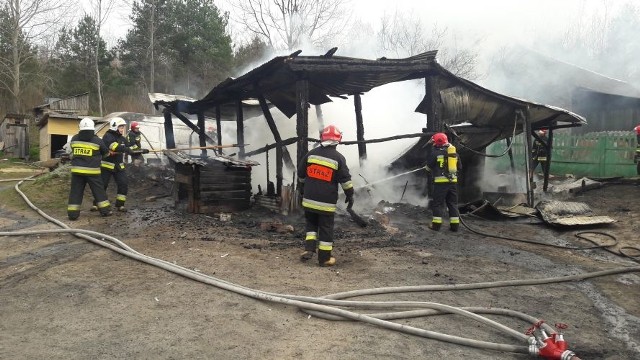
<box><xmin>536</xmin><ymin>200</ymin><xmax>616</xmax><ymax>227</ymax></box>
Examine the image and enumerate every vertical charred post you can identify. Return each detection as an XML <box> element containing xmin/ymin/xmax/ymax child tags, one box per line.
<box><xmin>215</xmin><ymin>106</ymin><xmax>222</xmax><ymax>152</ymax></box>
<box><xmin>296</xmin><ymin>78</ymin><xmax>309</xmax><ymax>167</ymax></box>
<box><xmin>163</xmin><ymin>108</ymin><xmax>175</xmax><ymax>149</ymax></box>
<box><xmin>236</xmin><ymin>99</ymin><xmax>245</xmax><ymax>159</ymax></box>
<box><xmin>543</xmin><ymin>124</ymin><xmax>554</xmax><ymax>192</ymax></box>
<box><xmin>258</xmin><ymin>94</ymin><xmax>294</xmax><ymax>170</ymax></box>
<box><xmin>522</xmin><ymin>108</ymin><xmax>534</xmax><ymax>206</ymax></box>
<box><xmin>354</xmin><ymin>93</ymin><xmax>367</xmax><ymax>167</ymax></box>
<box><xmin>197</xmin><ymin>112</ymin><xmax>206</xmax><ymax>158</ymax></box>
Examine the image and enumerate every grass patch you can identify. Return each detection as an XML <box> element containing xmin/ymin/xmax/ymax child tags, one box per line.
<box><xmin>2</xmin><ymin>165</ymin><xmax>71</xmax><ymax>213</ymax></box>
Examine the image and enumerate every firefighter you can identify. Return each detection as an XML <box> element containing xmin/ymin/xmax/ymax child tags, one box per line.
<box><xmin>634</xmin><ymin>124</ymin><xmax>640</xmax><ymax>175</ymax></box>
<box><xmin>97</xmin><ymin>117</ymin><xmax>148</xmax><ymax>212</ymax></box>
<box><xmin>67</xmin><ymin>118</ymin><xmax>112</xmax><ymax>220</ymax></box>
<box><xmin>126</xmin><ymin>121</ymin><xmax>144</xmax><ymax>166</ymax></box>
<box><xmin>530</xmin><ymin>129</ymin><xmax>549</xmax><ymax>177</ymax></box>
<box><xmin>425</xmin><ymin>132</ymin><xmax>461</xmax><ymax>232</ymax></box>
<box><xmin>297</xmin><ymin>124</ymin><xmax>354</xmax><ymax>267</ymax></box>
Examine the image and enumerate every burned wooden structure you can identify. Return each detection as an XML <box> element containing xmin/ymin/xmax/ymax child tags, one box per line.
<box><xmin>166</xmin><ymin>151</ymin><xmax>257</xmax><ymax>213</ymax></box>
<box><xmin>151</xmin><ymin>49</ymin><xmax>587</xmax><ymax>211</ymax></box>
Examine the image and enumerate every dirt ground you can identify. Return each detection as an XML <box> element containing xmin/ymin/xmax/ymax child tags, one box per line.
<box><xmin>1</xmin><ymin>164</ymin><xmax>639</xmax><ymax>360</ymax></box>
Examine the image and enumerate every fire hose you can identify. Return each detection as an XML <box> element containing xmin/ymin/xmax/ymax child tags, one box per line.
<box><xmin>8</xmin><ymin>176</ymin><xmax>640</xmax><ymax>358</ymax></box>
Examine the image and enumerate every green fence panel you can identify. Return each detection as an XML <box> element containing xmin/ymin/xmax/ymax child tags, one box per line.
<box><xmin>485</xmin><ymin>132</ymin><xmax>637</xmax><ymax>178</ymax></box>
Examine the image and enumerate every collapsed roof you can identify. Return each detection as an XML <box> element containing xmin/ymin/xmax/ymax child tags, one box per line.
<box><xmin>152</xmin><ymin>50</ymin><xmax>585</xmax><ymax>171</ymax></box>
<box><xmin>181</xmin><ymin>50</ymin><xmax>583</xmax><ymax>142</ymax></box>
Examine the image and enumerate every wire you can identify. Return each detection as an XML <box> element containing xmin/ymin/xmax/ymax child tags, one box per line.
<box><xmin>460</xmin><ymin>216</ymin><xmax>638</xmax><ymax>263</ymax></box>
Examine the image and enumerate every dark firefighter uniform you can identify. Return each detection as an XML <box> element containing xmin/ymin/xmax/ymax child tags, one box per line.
<box><xmin>127</xmin><ymin>129</ymin><xmax>143</xmax><ymax>163</ymax></box>
<box><xmin>298</xmin><ymin>145</ymin><xmax>354</xmax><ymax>265</ymax></box>
<box><xmin>101</xmin><ymin>129</ymin><xmax>133</xmax><ymax>209</ymax></box>
<box><xmin>68</xmin><ymin>132</ymin><xmax>112</xmax><ymax>219</ymax></box>
<box><xmin>531</xmin><ymin>132</ymin><xmax>549</xmax><ymax>176</ymax></box>
<box><xmin>426</xmin><ymin>143</ymin><xmax>461</xmax><ymax>231</ymax></box>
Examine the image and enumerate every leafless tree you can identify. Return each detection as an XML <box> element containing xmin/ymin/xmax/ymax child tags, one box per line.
<box><xmin>86</xmin><ymin>0</ymin><xmax>118</xmax><ymax>116</ymax></box>
<box><xmin>0</xmin><ymin>0</ymin><xmax>70</xmax><ymax>112</ymax></box>
<box><xmin>229</xmin><ymin>0</ymin><xmax>351</xmax><ymax>51</ymax></box>
<box><xmin>376</xmin><ymin>10</ymin><xmax>479</xmax><ymax>80</ymax></box>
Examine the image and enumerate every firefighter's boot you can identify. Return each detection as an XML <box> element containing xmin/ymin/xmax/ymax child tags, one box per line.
<box><xmin>449</xmin><ymin>223</ymin><xmax>459</xmax><ymax>232</ymax></box>
<box><xmin>320</xmin><ymin>257</ymin><xmax>336</xmax><ymax>267</ymax></box>
<box><xmin>428</xmin><ymin>222</ymin><xmax>441</xmax><ymax>231</ymax></box>
<box><xmin>318</xmin><ymin>241</ymin><xmax>335</xmax><ymax>267</ymax></box>
<box><xmin>300</xmin><ymin>250</ymin><xmax>314</xmax><ymax>261</ymax></box>
<box><xmin>301</xmin><ymin>233</ymin><xmax>317</xmax><ymax>261</ymax></box>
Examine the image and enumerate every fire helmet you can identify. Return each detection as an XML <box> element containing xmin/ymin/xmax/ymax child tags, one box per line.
<box><xmin>321</xmin><ymin>124</ymin><xmax>343</xmax><ymax>142</ymax></box>
<box><xmin>109</xmin><ymin>117</ymin><xmax>127</xmax><ymax>131</ymax></box>
<box><xmin>538</xmin><ymin>129</ymin><xmax>547</xmax><ymax>136</ymax></box>
<box><xmin>431</xmin><ymin>132</ymin><xmax>448</xmax><ymax>147</ymax></box>
<box><xmin>79</xmin><ymin>118</ymin><xmax>95</xmax><ymax>131</ymax></box>
<box><xmin>130</xmin><ymin>121</ymin><xmax>140</xmax><ymax>131</ymax></box>
<box><xmin>635</xmin><ymin>124</ymin><xmax>640</xmax><ymax>135</ymax></box>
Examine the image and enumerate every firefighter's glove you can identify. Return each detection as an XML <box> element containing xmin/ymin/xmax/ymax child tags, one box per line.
<box><xmin>141</xmin><ymin>149</ymin><xmax>150</xmax><ymax>154</ymax></box>
<box><xmin>344</xmin><ymin>188</ymin><xmax>355</xmax><ymax>209</ymax></box>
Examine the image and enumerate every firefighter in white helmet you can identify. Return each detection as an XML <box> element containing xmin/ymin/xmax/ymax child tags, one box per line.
<box><xmin>297</xmin><ymin>124</ymin><xmax>354</xmax><ymax>267</ymax></box>
<box><xmin>67</xmin><ymin>118</ymin><xmax>112</xmax><ymax>220</ymax></box>
<box><xmin>94</xmin><ymin>117</ymin><xmax>147</xmax><ymax>211</ymax></box>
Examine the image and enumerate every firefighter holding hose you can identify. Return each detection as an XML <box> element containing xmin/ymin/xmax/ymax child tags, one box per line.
<box><xmin>425</xmin><ymin>132</ymin><xmax>461</xmax><ymax>232</ymax></box>
<box><xmin>297</xmin><ymin>124</ymin><xmax>354</xmax><ymax>267</ymax></box>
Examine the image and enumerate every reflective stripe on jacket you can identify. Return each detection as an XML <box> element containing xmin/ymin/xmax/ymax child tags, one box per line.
<box><xmin>426</xmin><ymin>144</ymin><xmax>460</xmax><ymax>184</ymax></box>
<box><xmin>102</xmin><ymin>129</ymin><xmax>130</xmax><ymax>171</ymax></box>
<box><xmin>69</xmin><ymin>134</ymin><xmax>108</xmax><ymax>176</ymax></box>
<box><xmin>298</xmin><ymin>145</ymin><xmax>352</xmax><ymax>214</ymax></box>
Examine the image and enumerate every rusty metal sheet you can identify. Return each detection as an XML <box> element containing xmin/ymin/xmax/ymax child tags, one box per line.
<box><xmin>535</xmin><ymin>200</ymin><xmax>616</xmax><ymax>226</ymax></box>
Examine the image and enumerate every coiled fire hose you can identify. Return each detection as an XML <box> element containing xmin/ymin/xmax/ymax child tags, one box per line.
<box><xmin>5</xmin><ymin>177</ymin><xmax>640</xmax><ymax>358</ymax></box>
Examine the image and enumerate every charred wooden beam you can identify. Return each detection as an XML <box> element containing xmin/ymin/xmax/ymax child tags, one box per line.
<box><xmin>244</xmin><ymin>138</ymin><xmax>298</xmax><ymax>157</ymax></box>
<box><xmin>257</xmin><ymin>94</ymin><xmax>294</xmax><ymax>170</ymax></box>
<box><xmin>276</xmin><ymin>144</ymin><xmax>283</xmax><ymax>196</ymax></box>
<box><xmin>288</xmin><ymin>64</ymin><xmax>435</xmax><ymax>73</ymax></box>
<box><xmin>543</xmin><ymin>124</ymin><xmax>554</xmax><ymax>192</ymax></box>
<box><xmin>424</xmin><ymin>75</ymin><xmax>442</xmax><ymax>132</ymax></box>
<box><xmin>522</xmin><ymin>108</ymin><xmax>534</xmax><ymax>207</ymax></box>
<box><xmin>296</xmin><ymin>79</ymin><xmax>309</xmax><ymax>167</ymax></box>
<box><xmin>170</xmin><ymin>109</ymin><xmax>216</xmax><ymax>145</ymax></box>
<box><xmin>322</xmin><ymin>47</ymin><xmax>338</xmax><ymax>58</ymax></box>
<box><xmin>163</xmin><ymin>109</ymin><xmax>176</xmax><ymax>149</ymax></box>
<box><xmin>215</xmin><ymin>106</ymin><xmax>222</xmax><ymax>154</ymax></box>
<box><xmin>236</xmin><ymin>99</ymin><xmax>245</xmax><ymax>159</ymax></box>
<box><xmin>353</xmin><ymin>93</ymin><xmax>367</xmax><ymax>166</ymax></box>
<box><xmin>197</xmin><ymin>112</ymin><xmax>206</xmax><ymax>157</ymax></box>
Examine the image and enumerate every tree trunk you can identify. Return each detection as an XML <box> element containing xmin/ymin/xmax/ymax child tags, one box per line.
<box><xmin>95</xmin><ymin>1</ymin><xmax>104</xmax><ymax>116</ymax></box>
<box><xmin>11</xmin><ymin>1</ymin><xmax>20</xmax><ymax>112</ymax></box>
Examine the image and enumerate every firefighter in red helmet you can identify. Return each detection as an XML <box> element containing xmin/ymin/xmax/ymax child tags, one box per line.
<box><xmin>127</xmin><ymin>121</ymin><xmax>145</xmax><ymax>167</ymax></box>
<box><xmin>297</xmin><ymin>124</ymin><xmax>354</xmax><ymax>267</ymax></box>
<box><xmin>425</xmin><ymin>132</ymin><xmax>461</xmax><ymax>231</ymax></box>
